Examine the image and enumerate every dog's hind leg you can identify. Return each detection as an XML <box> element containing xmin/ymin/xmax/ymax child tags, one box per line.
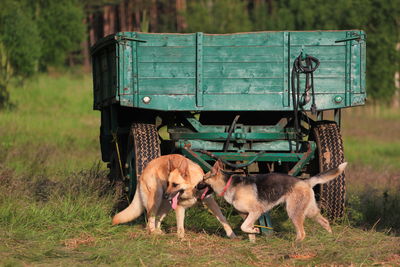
<box><xmin>154</xmin><ymin>199</ymin><xmax>171</xmax><ymax>234</ymax></box>
<box><xmin>306</xmin><ymin>198</ymin><xmax>332</xmax><ymax>233</ymax></box>
<box><xmin>145</xmin><ymin>187</ymin><xmax>163</xmax><ymax>234</ymax></box>
<box><xmin>286</xmin><ymin>188</ymin><xmax>309</xmax><ymax>241</ymax></box>
<box><xmin>202</xmin><ymin>197</ymin><xmax>236</xmax><ymax>238</ymax></box>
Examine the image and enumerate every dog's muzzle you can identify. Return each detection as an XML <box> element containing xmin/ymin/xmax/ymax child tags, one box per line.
<box><xmin>164</xmin><ymin>189</ymin><xmax>183</xmax><ymax>201</ymax></box>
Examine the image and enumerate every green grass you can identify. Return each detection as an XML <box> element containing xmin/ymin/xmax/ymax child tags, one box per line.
<box><xmin>344</xmin><ymin>137</ymin><xmax>400</xmax><ymax>170</ymax></box>
<box><xmin>1</xmin><ymin>72</ymin><xmax>400</xmax><ymax>266</ymax></box>
<box><xmin>0</xmin><ymin>72</ymin><xmax>100</xmax><ymax>175</ymax></box>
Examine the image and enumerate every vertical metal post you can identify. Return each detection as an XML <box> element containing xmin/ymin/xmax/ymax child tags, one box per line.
<box><xmin>317</xmin><ymin>111</ymin><xmax>323</xmax><ymax>121</ymax></box>
<box><xmin>283</xmin><ymin>32</ymin><xmax>290</xmax><ymax>107</ymax></box>
<box><xmin>345</xmin><ymin>31</ymin><xmax>352</xmax><ymax>106</ymax></box>
<box><xmin>196</xmin><ymin>32</ymin><xmax>204</xmax><ymax>107</ymax></box>
<box><xmin>258</xmin><ymin>213</ymin><xmax>273</xmax><ymax>235</ymax></box>
<box><xmin>132</xmin><ymin>32</ymin><xmax>139</xmax><ymax>107</ymax></box>
<box><xmin>334</xmin><ymin>109</ymin><xmax>341</xmax><ymax>127</ymax></box>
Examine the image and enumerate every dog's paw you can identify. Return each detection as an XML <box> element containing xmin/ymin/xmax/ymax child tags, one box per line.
<box><xmin>248</xmin><ymin>234</ymin><xmax>256</xmax><ymax>243</ymax></box>
<box><xmin>177</xmin><ymin>229</ymin><xmax>185</xmax><ymax>239</ymax></box>
<box><xmin>241</xmin><ymin>226</ymin><xmax>260</xmax><ymax>234</ymax></box>
<box><xmin>227</xmin><ymin>232</ymin><xmax>237</xmax><ymax>239</ymax></box>
<box><xmin>153</xmin><ymin>228</ymin><xmax>165</xmax><ymax>235</ymax></box>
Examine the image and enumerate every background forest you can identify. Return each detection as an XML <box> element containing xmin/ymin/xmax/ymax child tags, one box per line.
<box><xmin>0</xmin><ymin>0</ymin><xmax>399</xmax><ymax>108</ymax></box>
<box><xmin>1</xmin><ymin>1</ymin><xmax>400</xmax><ymax>265</ymax></box>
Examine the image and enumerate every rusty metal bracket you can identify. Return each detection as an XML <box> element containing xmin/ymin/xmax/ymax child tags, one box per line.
<box><xmin>288</xmin><ymin>142</ymin><xmax>315</xmax><ymax>176</ymax></box>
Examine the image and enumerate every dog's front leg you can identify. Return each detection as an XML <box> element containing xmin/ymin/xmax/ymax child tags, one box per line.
<box><xmin>240</xmin><ymin>212</ymin><xmax>261</xmax><ymax>234</ymax></box>
<box><xmin>202</xmin><ymin>197</ymin><xmax>236</xmax><ymax>238</ymax></box>
<box><xmin>175</xmin><ymin>205</ymin><xmax>186</xmax><ymax>238</ymax></box>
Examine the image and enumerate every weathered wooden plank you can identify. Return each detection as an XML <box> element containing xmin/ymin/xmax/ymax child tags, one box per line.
<box><xmin>290</xmin><ymin>31</ymin><xmax>348</xmax><ymax>46</ymax></box>
<box><xmin>139</xmin><ymin>78</ymin><xmax>195</xmax><ymax>94</ymax></box>
<box><xmin>290</xmin><ymin>45</ymin><xmax>346</xmax><ymax>61</ymax></box>
<box><xmin>204</xmin><ymin>46</ymin><xmax>282</xmax><ymax>56</ymax></box>
<box><xmin>128</xmin><ymin>92</ymin><xmax>351</xmax><ymax>111</ymax></box>
<box><xmin>203</xmin><ymin>62</ymin><xmax>283</xmax><ymax>78</ymax></box>
<box><xmin>203</xmin><ymin>78</ymin><xmax>283</xmax><ymax>94</ymax></box>
<box><xmin>138</xmin><ymin>62</ymin><xmax>195</xmax><ymax>78</ymax></box>
<box><xmin>203</xmin><ymin>46</ymin><xmax>283</xmax><ymax>62</ymax></box>
<box><xmin>138</xmin><ymin>46</ymin><xmax>196</xmax><ymax>62</ymax></box>
<box><xmin>136</xmin><ymin>33</ymin><xmax>196</xmax><ymax>46</ymax></box>
<box><xmin>204</xmin><ymin>32</ymin><xmax>283</xmax><ymax>46</ymax></box>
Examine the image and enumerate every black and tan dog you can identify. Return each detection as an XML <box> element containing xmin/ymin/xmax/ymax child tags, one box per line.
<box><xmin>203</xmin><ymin>160</ymin><xmax>347</xmax><ymax>241</ymax></box>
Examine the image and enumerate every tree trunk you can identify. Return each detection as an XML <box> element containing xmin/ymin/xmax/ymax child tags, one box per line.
<box><xmin>89</xmin><ymin>13</ymin><xmax>96</xmax><ymax>46</ymax></box>
<box><xmin>135</xmin><ymin>4</ymin><xmax>141</xmax><ymax>31</ymax></box>
<box><xmin>118</xmin><ymin>0</ymin><xmax>127</xmax><ymax>32</ymax></box>
<box><xmin>103</xmin><ymin>5</ymin><xmax>111</xmax><ymax>36</ymax></box>
<box><xmin>176</xmin><ymin>0</ymin><xmax>187</xmax><ymax>32</ymax></box>
<box><xmin>150</xmin><ymin>0</ymin><xmax>158</xmax><ymax>32</ymax></box>
<box><xmin>81</xmin><ymin>17</ymin><xmax>91</xmax><ymax>72</ymax></box>
<box><xmin>127</xmin><ymin>0</ymin><xmax>134</xmax><ymax>31</ymax></box>
<box><xmin>109</xmin><ymin>5</ymin><xmax>116</xmax><ymax>34</ymax></box>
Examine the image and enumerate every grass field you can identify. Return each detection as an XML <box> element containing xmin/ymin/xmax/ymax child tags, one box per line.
<box><xmin>1</xmin><ymin>72</ymin><xmax>399</xmax><ymax>266</ymax></box>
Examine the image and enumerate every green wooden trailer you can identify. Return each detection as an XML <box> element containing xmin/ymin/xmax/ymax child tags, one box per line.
<box><xmin>91</xmin><ymin>30</ymin><xmax>366</xmax><ymax>229</ymax></box>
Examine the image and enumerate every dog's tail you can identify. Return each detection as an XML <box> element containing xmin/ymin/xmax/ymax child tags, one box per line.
<box><xmin>112</xmin><ymin>186</ymin><xmax>144</xmax><ymax>225</ymax></box>
<box><xmin>306</xmin><ymin>162</ymin><xmax>348</xmax><ymax>188</ymax></box>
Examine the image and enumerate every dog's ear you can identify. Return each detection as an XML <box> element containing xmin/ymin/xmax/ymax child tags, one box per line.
<box><xmin>211</xmin><ymin>160</ymin><xmax>223</xmax><ymax>175</ymax></box>
<box><xmin>177</xmin><ymin>159</ymin><xmax>189</xmax><ymax>178</ymax></box>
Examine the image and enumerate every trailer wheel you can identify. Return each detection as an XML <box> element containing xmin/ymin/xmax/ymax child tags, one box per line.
<box><xmin>125</xmin><ymin>123</ymin><xmax>161</xmax><ymax>200</ymax></box>
<box><xmin>312</xmin><ymin>121</ymin><xmax>346</xmax><ymax>219</ymax></box>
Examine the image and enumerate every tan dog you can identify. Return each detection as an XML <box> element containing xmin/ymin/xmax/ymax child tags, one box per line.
<box><xmin>112</xmin><ymin>154</ymin><xmax>235</xmax><ymax>238</ymax></box>
<box><xmin>203</xmin><ymin>160</ymin><xmax>347</xmax><ymax>241</ymax></box>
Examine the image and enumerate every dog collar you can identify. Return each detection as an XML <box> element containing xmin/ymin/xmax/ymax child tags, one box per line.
<box><xmin>219</xmin><ymin>175</ymin><xmax>233</xmax><ymax>197</ymax></box>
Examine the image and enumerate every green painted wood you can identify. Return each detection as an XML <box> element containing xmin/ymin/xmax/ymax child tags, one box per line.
<box><xmin>138</xmin><ymin>62</ymin><xmax>195</xmax><ymax>78</ymax></box>
<box><xmin>197</xmin><ymin>152</ymin><xmax>303</xmax><ymax>162</ymax></box>
<box><xmin>139</xmin><ymin>78</ymin><xmax>195</xmax><ymax>94</ymax></box>
<box><xmin>283</xmin><ymin>32</ymin><xmax>289</xmax><ymax>106</ymax></box>
<box><xmin>92</xmin><ymin>30</ymin><xmax>366</xmax><ymax>111</ymax></box>
<box><xmin>196</xmin><ymin>32</ymin><xmax>204</xmax><ymax>107</ymax></box>
<box><xmin>290</xmin><ymin>31</ymin><xmax>349</xmax><ymax>46</ymax></box>
<box><xmin>203</xmin><ymin>78</ymin><xmax>283</xmax><ymax>94</ymax></box>
<box><xmin>203</xmin><ymin>46</ymin><xmax>283</xmax><ymax>62</ymax></box>
<box><xmin>137</xmin><ymin>46</ymin><xmax>195</xmax><ymax>63</ymax></box>
<box><xmin>203</xmin><ymin>32</ymin><xmax>284</xmax><ymax>46</ymax></box>
<box><xmin>133</xmin><ymin>93</ymin><xmax>353</xmax><ymax>111</ymax></box>
<box><xmin>204</xmin><ymin>62</ymin><xmax>283</xmax><ymax>78</ymax></box>
<box><xmin>136</xmin><ymin>32</ymin><xmax>196</xmax><ymax>46</ymax></box>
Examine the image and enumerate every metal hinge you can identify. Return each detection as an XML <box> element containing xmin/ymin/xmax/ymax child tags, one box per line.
<box><xmin>115</xmin><ymin>35</ymin><xmax>147</xmax><ymax>43</ymax></box>
<box><xmin>335</xmin><ymin>32</ymin><xmax>366</xmax><ymax>43</ymax></box>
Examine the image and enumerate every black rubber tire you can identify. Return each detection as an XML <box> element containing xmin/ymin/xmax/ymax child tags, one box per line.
<box><xmin>312</xmin><ymin>121</ymin><xmax>346</xmax><ymax>219</ymax></box>
<box><xmin>126</xmin><ymin>123</ymin><xmax>161</xmax><ymax>200</ymax></box>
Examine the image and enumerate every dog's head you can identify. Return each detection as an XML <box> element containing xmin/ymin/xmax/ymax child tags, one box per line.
<box><xmin>164</xmin><ymin>158</ymin><xmax>197</xmax><ymax>209</ymax></box>
<box><xmin>203</xmin><ymin>160</ymin><xmax>226</xmax><ymax>188</ymax></box>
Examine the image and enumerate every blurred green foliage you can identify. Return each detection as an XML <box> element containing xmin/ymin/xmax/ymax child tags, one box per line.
<box><xmin>35</xmin><ymin>0</ymin><xmax>85</xmax><ymax>69</ymax></box>
<box><xmin>0</xmin><ymin>0</ymin><xmax>84</xmax><ymax>108</ymax></box>
<box><xmin>185</xmin><ymin>0</ymin><xmax>252</xmax><ymax>33</ymax></box>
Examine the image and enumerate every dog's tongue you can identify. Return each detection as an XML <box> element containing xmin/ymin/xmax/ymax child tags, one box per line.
<box><xmin>171</xmin><ymin>192</ymin><xmax>180</xmax><ymax>210</ymax></box>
